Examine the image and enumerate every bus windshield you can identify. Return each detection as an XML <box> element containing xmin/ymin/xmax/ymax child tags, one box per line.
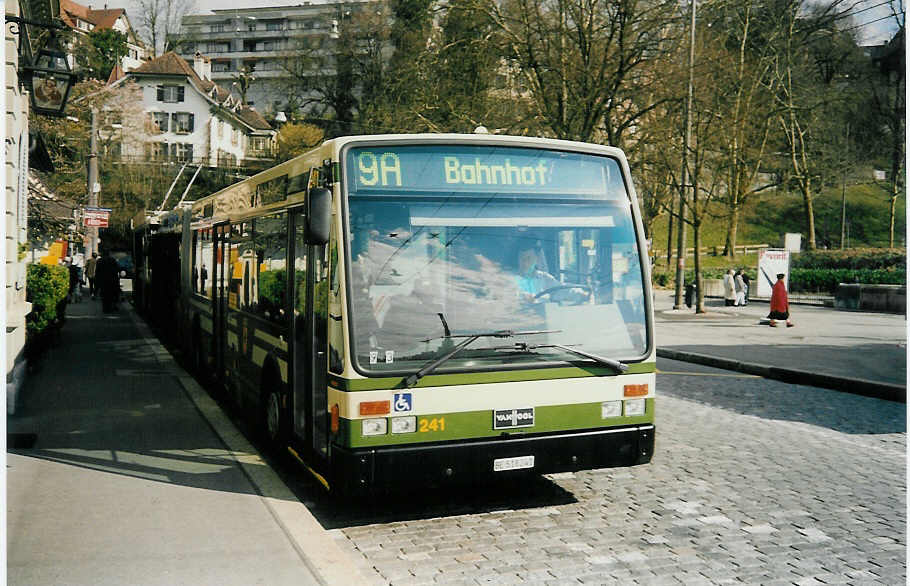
<box><xmin>345</xmin><ymin>145</ymin><xmax>648</xmax><ymax>374</ymax></box>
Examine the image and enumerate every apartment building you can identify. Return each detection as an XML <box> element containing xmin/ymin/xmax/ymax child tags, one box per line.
<box><xmin>171</xmin><ymin>1</ymin><xmax>376</xmax><ymax>115</ymax></box>
<box><xmin>60</xmin><ymin>0</ymin><xmax>148</xmax><ymax>71</ymax></box>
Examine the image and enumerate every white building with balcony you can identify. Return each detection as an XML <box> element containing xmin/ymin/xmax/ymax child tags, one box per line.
<box><xmin>111</xmin><ymin>51</ymin><xmax>275</xmax><ymax>167</ymax></box>
<box><xmin>170</xmin><ymin>1</ymin><xmax>378</xmax><ymax>115</ymax></box>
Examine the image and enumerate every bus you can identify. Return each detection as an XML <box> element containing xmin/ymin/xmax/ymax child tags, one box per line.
<box><xmin>134</xmin><ymin>134</ymin><xmax>655</xmax><ymax>494</ymax></box>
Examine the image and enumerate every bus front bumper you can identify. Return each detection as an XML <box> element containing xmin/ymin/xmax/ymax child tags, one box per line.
<box><xmin>331</xmin><ymin>424</ymin><xmax>654</xmax><ymax>494</ymax></box>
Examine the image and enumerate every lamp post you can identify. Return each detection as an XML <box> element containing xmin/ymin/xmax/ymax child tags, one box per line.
<box><xmin>87</xmin><ymin>108</ymin><xmax>100</xmax><ymax>257</ymax></box>
<box><xmin>673</xmin><ymin>0</ymin><xmax>696</xmax><ymax>309</ymax></box>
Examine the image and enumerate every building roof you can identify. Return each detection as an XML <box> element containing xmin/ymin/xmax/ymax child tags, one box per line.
<box><xmin>106</xmin><ymin>62</ymin><xmax>125</xmax><ymax>84</ymax></box>
<box><xmin>60</xmin><ymin>0</ymin><xmax>125</xmax><ymax>30</ymax></box>
<box><xmin>132</xmin><ymin>51</ymin><xmax>198</xmax><ymax>77</ymax></box>
<box><xmin>128</xmin><ymin>51</ymin><xmax>273</xmax><ymax>133</ymax></box>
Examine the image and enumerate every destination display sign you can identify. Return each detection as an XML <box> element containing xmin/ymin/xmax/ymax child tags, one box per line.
<box><xmin>346</xmin><ymin>145</ymin><xmax>623</xmax><ymax>199</ymax></box>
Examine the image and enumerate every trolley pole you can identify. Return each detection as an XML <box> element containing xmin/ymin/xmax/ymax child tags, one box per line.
<box><xmin>87</xmin><ymin>108</ymin><xmax>100</xmax><ymax>256</ymax></box>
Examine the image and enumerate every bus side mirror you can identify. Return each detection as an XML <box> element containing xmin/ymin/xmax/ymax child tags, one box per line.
<box><xmin>307</xmin><ymin>187</ymin><xmax>331</xmax><ymax>245</ymax></box>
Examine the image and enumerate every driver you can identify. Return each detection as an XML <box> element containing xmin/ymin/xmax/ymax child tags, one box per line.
<box><xmin>516</xmin><ymin>248</ymin><xmax>589</xmax><ymax>304</ymax></box>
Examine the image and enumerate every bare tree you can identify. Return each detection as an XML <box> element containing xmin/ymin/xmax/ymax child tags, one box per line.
<box><xmin>485</xmin><ymin>0</ymin><xmax>678</xmax><ymax>150</ymax></box>
<box><xmin>135</xmin><ymin>0</ymin><xmax>195</xmax><ymax>57</ymax></box>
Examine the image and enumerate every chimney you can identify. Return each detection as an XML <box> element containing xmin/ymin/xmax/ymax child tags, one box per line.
<box><xmin>193</xmin><ymin>51</ymin><xmax>209</xmax><ymax>81</ymax></box>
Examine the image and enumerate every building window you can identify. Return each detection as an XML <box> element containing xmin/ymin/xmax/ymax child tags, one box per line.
<box><xmin>250</xmin><ymin>137</ymin><xmax>269</xmax><ymax>154</ymax></box>
<box><xmin>149</xmin><ymin>112</ymin><xmax>169</xmax><ymax>133</ymax></box>
<box><xmin>175</xmin><ymin>143</ymin><xmax>194</xmax><ymax>162</ymax></box>
<box><xmin>157</xmin><ymin>85</ymin><xmax>184</xmax><ymax>103</ymax></box>
<box><xmin>210</xmin><ymin>23</ymin><xmax>225</xmax><ymax>33</ymax></box>
<box><xmin>231</xmin><ymin>127</ymin><xmax>239</xmax><ymax>145</ymax></box>
<box><xmin>266</xmin><ymin>21</ymin><xmax>283</xmax><ymax>31</ymax></box>
<box><xmin>218</xmin><ymin>119</ymin><xmax>225</xmax><ymax>139</ymax></box>
<box><xmin>146</xmin><ymin>142</ymin><xmax>169</xmax><ymax>161</ymax></box>
<box><xmin>248</xmin><ymin>23</ymin><xmax>257</xmax><ymax>31</ymax></box>
<box><xmin>212</xmin><ymin>61</ymin><xmax>231</xmax><ymax>72</ymax></box>
<box><xmin>172</xmin><ymin>112</ymin><xmax>195</xmax><ymax>134</ymax></box>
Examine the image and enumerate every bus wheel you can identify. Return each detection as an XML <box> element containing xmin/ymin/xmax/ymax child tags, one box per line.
<box><xmin>261</xmin><ymin>369</ymin><xmax>285</xmax><ymax>448</ymax></box>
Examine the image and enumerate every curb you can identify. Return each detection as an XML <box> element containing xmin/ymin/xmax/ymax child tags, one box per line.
<box><xmin>656</xmin><ymin>348</ymin><xmax>906</xmax><ymax>404</ymax></box>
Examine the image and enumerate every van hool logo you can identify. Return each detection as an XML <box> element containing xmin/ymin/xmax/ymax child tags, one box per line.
<box><xmin>493</xmin><ymin>407</ymin><xmax>535</xmax><ymax>429</ymax></box>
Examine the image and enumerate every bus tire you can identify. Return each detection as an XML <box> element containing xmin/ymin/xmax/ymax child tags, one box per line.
<box><xmin>261</xmin><ymin>364</ymin><xmax>286</xmax><ymax>448</ymax></box>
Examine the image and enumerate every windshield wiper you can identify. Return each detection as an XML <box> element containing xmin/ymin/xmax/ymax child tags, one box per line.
<box><xmin>493</xmin><ymin>342</ymin><xmax>629</xmax><ymax>374</ymax></box>
<box><xmin>404</xmin><ymin>329</ymin><xmax>558</xmax><ymax>388</ymax></box>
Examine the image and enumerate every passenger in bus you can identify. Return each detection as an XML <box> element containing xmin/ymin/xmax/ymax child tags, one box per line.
<box><xmin>516</xmin><ymin>248</ymin><xmax>589</xmax><ymax>304</ymax></box>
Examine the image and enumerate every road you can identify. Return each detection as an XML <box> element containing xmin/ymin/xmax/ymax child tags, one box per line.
<box><xmin>271</xmin><ymin>358</ymin><xmax>906</xmax><ymax>585</ymax></box>
<box><xmin>9</xmin><ymin>297</ymin><xmax>905</xmax><ymax>585</ymax></box>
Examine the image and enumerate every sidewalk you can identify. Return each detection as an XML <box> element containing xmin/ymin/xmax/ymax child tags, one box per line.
<box><xmin>653</xmin><ymin>291</ymin><xmax>907</xmax><ymax>402</ymax></box>
<box><xmin>7</xmin><ymin>296</ymin><xmax>365</xmax><ymax>586</ymax></box>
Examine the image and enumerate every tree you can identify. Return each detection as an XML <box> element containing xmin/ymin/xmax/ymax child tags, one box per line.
<box><xmin>765</xmin><ymin>0</ymin><xmax>858</xmax><ymax>251</ymax></box>
<box><xmin>135</xmin><ymin>0</ymin><xmax>195</xmax><ymax>57</ymax></box>
<box><xmin>278</xmin><ymin>4</ymin><xmax>390</xmax><ymax>136</ymax></box>
<box><xmin>485</xmin><ymin>0</ymin><xmax>678</xmax><ymax>150</ymax></box>
<box><xmin>73</xmin><ymin>29</ymin><xmax>129</xmax><ymax>81</ymax></box>
<box><xmin>274</xmin><ymin>123</ymin><xmax>324</xmax><ymax>163</ymax></box>
<box><xmin>867</xmin><ymin>28</ymin><xmax>905</xmax><ymax>247</ymax></box>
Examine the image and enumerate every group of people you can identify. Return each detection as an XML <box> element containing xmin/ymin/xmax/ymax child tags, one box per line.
<box><xmin>723</xmin><ymin>268</ymin><xmax>794</xmax><ymax>327</ymax></box>
<box><xmin>722</xmin><ymin>268</ymin><xmax>751</xmax><ymax>307</ymax></box>
<box><xmin>63</xmin><ymin>250</ymin><xmax>122</xmax><ymax>313</ymax></box>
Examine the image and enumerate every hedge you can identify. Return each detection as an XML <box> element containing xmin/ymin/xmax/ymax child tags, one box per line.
<box><xmin>653</xmin><ymin>266</ymin><xmax>905</xmax><ymax>293</ymax></box>
<box><xmin>791</xmin><ymin>248</ymin><xmax>906</xmax><ymax>270</ymax></box>
<box><xmin>789</xmin><ymin>267</ymin><xmax>906</xmax><ymax>293</ymax></box>
<box><xmin>26</xmin><ymin>263</ymin><xmax>69</xmax><ymax>334</ymax></box>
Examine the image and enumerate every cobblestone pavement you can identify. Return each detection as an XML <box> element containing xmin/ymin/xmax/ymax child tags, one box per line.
<box><xmin>332</xmin><ymin>361</ymin><xmax>906</xmax><ymax>585</ymax></box>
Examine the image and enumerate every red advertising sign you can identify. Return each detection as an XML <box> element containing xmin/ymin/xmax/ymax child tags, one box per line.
<box><xmin>83</xmin><ymin>207</ymin><xmax>111</xmax><ymax>228</ymax></box>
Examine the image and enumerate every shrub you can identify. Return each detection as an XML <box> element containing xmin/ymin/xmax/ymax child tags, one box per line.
<box><xmin>26</xmin><ymin>263</ymin><xmax>69</xmax><ymax>334</ymax></box>
<box><xmin>789</xmin><ymin>267</ymin><xmax>906</xmax><ymax>293</ymax></box>
<box><xmin>791</xmin><ymin>248</ymin><xmax>906</xmax><ymax>270</ymax></box>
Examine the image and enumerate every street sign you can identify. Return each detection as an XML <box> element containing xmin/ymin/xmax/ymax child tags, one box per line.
<box><xmin>83</xmin><ymin>207</ymin><xmax>112</xmax><ymax>228</ymax></box>
<box><xmin>756</xmin><ymin>248</ymin><xmax>790</xmax><ymax>298</ymax></box>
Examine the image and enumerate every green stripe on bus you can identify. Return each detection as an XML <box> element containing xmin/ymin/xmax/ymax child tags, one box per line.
<box><xmin>328</xmin><ymin>362</ymin><xmax>655</xmax><ymax>391</ymax></box>
<box><xmin>337</xmin><ymin>398</ymin><xmax>654</xmax><ymax>448</ymax></box>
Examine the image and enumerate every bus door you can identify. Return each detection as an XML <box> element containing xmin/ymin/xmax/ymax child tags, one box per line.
<box><xmin>290</xmin><ymin>211</ymin><xmax>330</xmax><ymax>462</ymax></box>
<box><xmin>213</xmin><ymin>223</ymin><xmax>230</xmax><ymax>384</ymax></box>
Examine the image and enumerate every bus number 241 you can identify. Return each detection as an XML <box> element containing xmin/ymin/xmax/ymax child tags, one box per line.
<box><xmin>419</xmin><ymin>417</ymin><xmax>446</xmax><ymax>433</ymax></box>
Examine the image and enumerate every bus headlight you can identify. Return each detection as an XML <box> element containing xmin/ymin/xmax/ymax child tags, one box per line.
<box><xmin>624</xmin><ymin>399</ymin><xmax>646</xmax><ymax>416</ymax></box>
<box><xmin>601</xmin><ymin>401</ymin><xmax>622</xmax><ymax>418</ymax></box>
<box><xmin>391</xmin><ymin>416</ymin><xmax>417</xmax><ymax>434</ymax></box>
<box><xmin>362</xmin><ymin>418</ymin><xmax>388</xmax><ymax>436</ymax></box>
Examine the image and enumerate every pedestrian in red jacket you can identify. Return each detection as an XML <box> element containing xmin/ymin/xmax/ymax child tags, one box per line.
<box><xmin>768</xmin><ymin>273</ymin><xmax>793</xmax><ymax>327</ymax></box>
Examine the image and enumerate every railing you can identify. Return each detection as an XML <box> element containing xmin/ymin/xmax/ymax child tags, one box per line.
<box><xmin>652</xmin><ymin>244</ymin><xmax>770</xmax><ymax>259</ymax></box>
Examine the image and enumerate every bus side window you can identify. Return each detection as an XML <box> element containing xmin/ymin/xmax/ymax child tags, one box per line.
<box><xmin>230</xmin><ymin>222</ymin><xmax>255</xmax><ymax>310</ymax></box>
<box><xmin>253</xmin><ymin>212</ymin><xmax>288</xmax><ymax>324</ymax></box>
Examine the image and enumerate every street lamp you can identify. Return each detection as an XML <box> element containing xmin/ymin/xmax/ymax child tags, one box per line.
<box><xmin>6</xmin><ymin>17</ymin><xmax>77</xmax><ymax>117</ymax></box>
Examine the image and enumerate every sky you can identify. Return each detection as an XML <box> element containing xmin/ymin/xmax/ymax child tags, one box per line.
<box><xmin>124</xmin><ymin>0</ymin><xmax>903</xmax><ymax>46</ymax></box>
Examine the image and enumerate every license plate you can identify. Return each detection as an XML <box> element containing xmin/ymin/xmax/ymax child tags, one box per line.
<box><xmin>493</xmin><ymin>455</ymin><xmax>535</xmax><ymax>472</ymax></box>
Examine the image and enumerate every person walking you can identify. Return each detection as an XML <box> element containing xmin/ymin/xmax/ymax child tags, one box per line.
<box><xmin>723</xmin><ymin>269</ymin><xmax>736</xmax><ymax>306</ymax></box>
<box><xmin>95</xmin><ymin>249</ymin><xmax>121</xmax><ymax>313</ymax></box>
<box><xmin>85</xmin><ymin>252</ymin><xmax>99</xmax><ymax>299</ymax></box>
<box><xmin>734</xmin><ymin>269</ymin><xmax>746</xmax><ymax>306</ymax></box>
<box><xmin>66</xmin><ymin>257</ymin><xmax>81</xmax><ymax>303</ymax></box>
<box><xmin>768</xmin><ymin>273</ymin><xmax>794</xmax><ymax>327</ymax></box>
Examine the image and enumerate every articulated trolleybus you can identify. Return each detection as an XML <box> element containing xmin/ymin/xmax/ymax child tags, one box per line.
<box><xmin>135</xmin><ymin>134</ymin><xmax>655</xmax><ymax>494</ymax></box>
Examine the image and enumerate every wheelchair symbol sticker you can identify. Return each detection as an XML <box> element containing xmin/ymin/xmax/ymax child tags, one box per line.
<box><xmin>393</xmin><ymin>393</ymin><xmax>412</xmax><ymax>413</ymax></box>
